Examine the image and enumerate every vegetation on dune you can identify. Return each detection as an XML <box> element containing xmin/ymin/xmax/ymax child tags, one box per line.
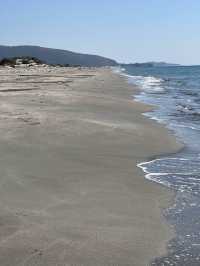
<box><xmin>0</xmin><ymin>57</ymin><xmax>74</xmax><ymax>68</ymax></box>
<box><xmin>0</xmin><ymin>58</ymin><xmax>16</xmax><ymax>67</ymax></box>
<box><xmin>0</xmin><ymin>56</ymin><xmax>44</xmax><ymax>67</ymax></box>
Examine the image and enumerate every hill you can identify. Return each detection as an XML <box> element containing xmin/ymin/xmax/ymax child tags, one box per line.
<box><xmin>0</xmin><ymin>45</ymin><xmax>118</xmax><ymax>67</ymax></box>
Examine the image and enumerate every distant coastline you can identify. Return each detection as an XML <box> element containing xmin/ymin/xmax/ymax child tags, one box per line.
<box><xmin>120</xmin><ymin>62</ymin><xmax>180</xmax><ymax>67</ymax></box>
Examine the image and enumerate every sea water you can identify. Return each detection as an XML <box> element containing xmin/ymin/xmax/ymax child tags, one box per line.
<box><xmin>120</xmin><ymin>65</ymin><xmax>200</xmax><ymax>265</ymax></box>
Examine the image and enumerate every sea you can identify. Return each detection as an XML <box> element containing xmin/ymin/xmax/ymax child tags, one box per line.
<box><xmin>118</xmin><ymin>65</ymin><xmax>200</xmax><ymax>265</ymax></box>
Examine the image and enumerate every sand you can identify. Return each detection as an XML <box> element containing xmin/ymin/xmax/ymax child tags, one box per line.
<box><xmin>0</xmin><ymin>66</ymin><xmax>181</xmax><ymax>266</ymax></box>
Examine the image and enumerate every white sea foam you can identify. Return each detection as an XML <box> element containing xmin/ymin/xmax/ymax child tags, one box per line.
<box><xmin>112</xmin><ymin>67</ymin><xmax>166</xmax><ymax>94</ymax></box>
<box><xmin>137</xmin><ymin>160</ymin><xmax>172</xmax><ymax>188</ymax></box>
<box><xmin>143</xmin><ymin>113</ymin><xmax>166</xmax><ymax>124</ymax></box>
<box><xmin>137</xmin><ymin>156</ymin><xmax>200</xmax><ymax>193</ymax></box>
<box><xmin>126</xmin><ymin>75</ymin><xmax>165</xmax><ymax>93</ymax></box>
<box><xmin>111</xmin><ymin>66</ymin><xmax>124</xmax><ymax>74</ymax></box>
<box><xmin>173</xmin><ymin>123</ymin><xmax>200</xmax><ymax>131</ymax></box>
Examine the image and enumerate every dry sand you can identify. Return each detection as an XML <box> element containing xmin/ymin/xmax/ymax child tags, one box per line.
<box><xmin>0</xmin><ymin>66</ymin><xmax>181</xmax><ymax>265</ymax></box>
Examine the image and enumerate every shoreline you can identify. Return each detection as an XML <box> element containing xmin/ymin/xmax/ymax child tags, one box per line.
<box><xmin>120</xmin><ymin>65</ymin><xmax>200</xmax><ymax>265</ymax></box>
<box><xmin>120</xmin><ymin>70</ymin><xmax>185</xmax><ymax>264</ymax></box>
<box><xmin>107</xmin><ymin>70</ymin><xmax>184</xmax><ymax>264</ymax></box>
<box><xmin>119</xmin><ymin>71</ymin><xmax>184</xmax><ymax>263</ymax></box>
<box><xmin>0</xmin><ymin>66</ymin><xmax>182</xmax><ymax>265</ymax></box>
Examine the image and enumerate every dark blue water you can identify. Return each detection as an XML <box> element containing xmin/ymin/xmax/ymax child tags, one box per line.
<box><xmin>120</xmin><ymin>66</ymin><xmax>200</xmax><ymax>265</ymax></box>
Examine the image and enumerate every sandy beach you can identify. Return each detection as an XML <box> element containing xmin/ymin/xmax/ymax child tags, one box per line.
<box><xmin>0</xmin><ymin>66</ymin><xmax>181</xmax><ymax>266</ymax></box>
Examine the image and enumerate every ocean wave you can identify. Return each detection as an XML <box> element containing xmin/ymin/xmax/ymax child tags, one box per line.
<box><xmin>111</xmin><ymin>66</ymin><xmax>125</xmax><ymax>74</ymax></box>
<box><xmin>138</xmin><ymin>158</ymin><xmax>200</xmax><ymax>193</ymax></box>
<box><xmin>130</xmin><ymin>75</ymin><xmax>166</xmax><ymax>93</ymax></box>
<box><xmin>143</xmin><ymin>113</ymin><xmax>167</xmax><ymax>124</ymax></box>
<box><xmin>113</xmin><ymin>67</ymin><xmax>166</xmax><ymax>94</ymax></box>
<box><xmin>174</xmin><ymin>123</ymin><xmax>200</xmax><ymax>131</ymax></box>
<box><xmin>182</xmin><ymin>90</ymin><xmax>199</xmax><ymax>97</ymax></box>
<box><xmin>176</xmin><ymin>104</ymin><xmax>200</xmax><ymax>119</ymax></box>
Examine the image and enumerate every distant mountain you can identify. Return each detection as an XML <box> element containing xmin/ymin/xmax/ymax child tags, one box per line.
<box><xmin>0</xmin><ymin>45</ymin><xmax>118</xmax><ymax>67</ymax></box>
<box><xmin>121</xmin><ymin>62</ymin><xmax>180</xmax><ymax>67</ymax></box>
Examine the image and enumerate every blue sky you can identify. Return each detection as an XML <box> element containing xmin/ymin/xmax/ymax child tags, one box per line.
<box><xmin>1</xmin><ymin>0</ymin><xmax>200</xmax><ymax>65</ymax></box>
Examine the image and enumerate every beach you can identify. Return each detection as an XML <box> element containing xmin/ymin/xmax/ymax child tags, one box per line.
<box><xmin>0</xmin><ymin>66</ymin><xmax>181</xmax><ymax>266</ymax></box>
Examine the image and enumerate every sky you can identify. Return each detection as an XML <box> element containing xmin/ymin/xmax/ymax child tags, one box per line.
<box><xmin>1</xmin><ymin>0</ymin><xmax>200</xmax><ymax>65</ymax></box>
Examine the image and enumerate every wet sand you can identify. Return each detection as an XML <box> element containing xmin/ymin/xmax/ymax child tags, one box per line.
<box><xmin>0</xmin><ymin>66</ymin><xmax>181</xmax><ymax>265</ymax></box>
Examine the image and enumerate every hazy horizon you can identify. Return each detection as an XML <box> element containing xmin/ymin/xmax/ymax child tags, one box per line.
<box><xmin>2</xmin><ymin>0</ymin><xmax>200</xmax><ymax>65</ymax></box>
